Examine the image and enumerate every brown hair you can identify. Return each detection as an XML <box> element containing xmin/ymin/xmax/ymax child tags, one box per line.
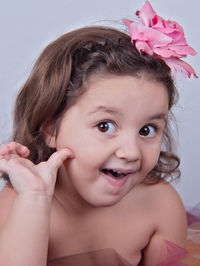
<box><xmin>5</xmin><ymin>25</ymin><xmax>180</xmax><ymax>184</ymax></box>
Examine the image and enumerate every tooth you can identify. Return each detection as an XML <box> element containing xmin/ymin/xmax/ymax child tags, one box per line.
<box><xmin>113</xmin><ymin>170</ymin><xmax>122</xmax><ymax>174</ymax></box>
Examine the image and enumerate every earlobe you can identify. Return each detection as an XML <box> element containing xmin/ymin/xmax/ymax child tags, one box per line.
<box><xmin>41</xmin><ymin>124</ymin><xmax>57</xmax><ymax>148</ymax></box>
<box><xmin>45</xmin><ymin>134</ymin><xmax>57</xmax><ymax>148</ymax></box>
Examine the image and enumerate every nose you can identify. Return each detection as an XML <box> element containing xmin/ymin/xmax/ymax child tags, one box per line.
<box><xmin>115</xmin><ymin>134</ymin><xmax>141</xmax><ymax>162</ymax></box>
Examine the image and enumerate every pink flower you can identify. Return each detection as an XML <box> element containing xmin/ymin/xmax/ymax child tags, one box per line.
<box><xmin>123</xmin><ymin>1</ymin><xmax>198</xmax><ymax>78</ymax></box>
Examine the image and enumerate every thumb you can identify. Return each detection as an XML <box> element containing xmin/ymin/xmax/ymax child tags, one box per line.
<box><xmin>47</xmin><ymin>148</ymin><xmax>74</xmax><ymax>171</ymax></box>
<box><xmin>0</xmin><ymin>159</ymin><xmax>9</xmax><ymax>174</ymax></box>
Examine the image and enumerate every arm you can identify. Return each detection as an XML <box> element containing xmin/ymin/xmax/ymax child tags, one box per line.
<box><xmin>0</xmin><ymin>142</ymin><xmax>73</xmax><ymax>266</ymax></box>
<box><xmin>0</xmin><ymin>191</ymin><xmax>52</xmax><ymax>266</ymax></box>
<box><xmin>140</xmin><ymin>183</ymin><xmax>187</xmax><ymax>266</ymax></box>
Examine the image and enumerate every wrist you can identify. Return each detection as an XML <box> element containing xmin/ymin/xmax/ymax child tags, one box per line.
<box><xmin>15</xmin><ymin>191</ymin><xmax>53</xmax><ymax>209</ymax></box>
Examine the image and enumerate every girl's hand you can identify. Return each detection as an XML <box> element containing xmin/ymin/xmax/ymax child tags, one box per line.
<box><xmin>0</xmin><ymin>142</ymin><xmax>73</xmax><ymax>197</ymax></box>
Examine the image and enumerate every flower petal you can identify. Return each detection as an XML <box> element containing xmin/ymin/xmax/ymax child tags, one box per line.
<box><xmin>164</xmin><ymin>58</ymin><xmax>198</xmax><ymax>78</ymax></box>
<box><xmin>138</xmin><ymin>1</ymin><xmax>156</xmax><ymax>27</ymax></box>
<box><xmin>154</xmin><ymin>47</ymin><xmax>177</xmax><ymax>58</ymax></box>
<box><xmin>135</xmin><ymin>41</ymin><xmax>153</xmax><ymax>55</ymax></box>
<box><xmin>167</xmin><ymin>31</ymin><xmax>187</xmax><ymax>45</ymax></box>
<box><xmin>127</xmin><ymin>22</ymin><xmax>172</xmax><ymax>46</ymax></box>
<box><xmin>153</xmin><ymin>18</ymin><xmax>181</xmax><ymax>35</ymax></box>
<box><xmin>122</xmin><ymin>18</ymin><xmax>134</xmax><ymax>29</ymax></box>
<box><xmin>168</xmin><ymin>44</ymin><xmax>197</xmax><ymax>56</ymax></box>
<box><xmin>152</xmin><ymin>15</ymin><xmax>164</xmax><ymax>28</ymax></box>
<box><xmin>154</xmin><ymin>45</ymin><xmax>197</xmax><ymax>58</ymax></box>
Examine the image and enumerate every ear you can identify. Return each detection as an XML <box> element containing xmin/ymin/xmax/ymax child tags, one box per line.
<box><xmin>40</xmin><ymin>123</ymin><xmax>57</xmax><ymax>149</ymax></box>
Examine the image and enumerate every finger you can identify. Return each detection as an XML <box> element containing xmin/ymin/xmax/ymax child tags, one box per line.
<box><xmin>0</xmin><ymin>142</ymin><xmax>30</xmax><ymax>157</ymax></box>
<box><xmin>8</xmin><ymin>142</ymin><xmax>30</xmax><ymax>157</ymax></box>
<box><xmin>0</xmin><ymin>143</ymin><xmax>11</xmax><ymax>155</ymax></box>
<box><xmin>15</xmin><ymin>143</ymin><xmax>30</xmax><ymax>157</ymax></box>
<box><xmin>47</xmin><ymin>148</ymin><xmax>74</xmax><ymax>171</ymax></box>
<box><xmin>0</xmin><ymin>158</ymin><xmax>9</xmax><ymax>173</ymax></box>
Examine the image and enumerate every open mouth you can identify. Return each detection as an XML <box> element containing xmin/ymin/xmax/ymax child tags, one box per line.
<box><xmin>100</xmin><ymin>168</ymin><xmax>135</xmax><ymax>187</ymax></box>
<box><xmin>101</xmin><ymin>169</ymin><xmax>128</xmax><ymax>179</ymax></box>
<box><xmin>100</xmin><ymin>168</ymin><xmax>132</xmax><ymax>187</ymax></box>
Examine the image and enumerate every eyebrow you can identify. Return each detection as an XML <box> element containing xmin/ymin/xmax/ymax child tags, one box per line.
<box><xmin>147</xmin><ymin>113</ymin><xmax>167</xmax><ymax>124</ymax></box>
<box><xmin>88</xmin><ymin>106</ymin><xmax>167</xmax><ymax>124</ymax></box>
<box><xmin>88</xmin><ymin>106</ymin><xmax>123</xmax><ymax>117</ymax></box>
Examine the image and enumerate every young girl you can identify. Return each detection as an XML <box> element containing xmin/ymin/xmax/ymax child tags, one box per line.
<box><xmin>0</xmin><ymin>2</ymin><xmax>197</xmax><ymax>265</ymax></box>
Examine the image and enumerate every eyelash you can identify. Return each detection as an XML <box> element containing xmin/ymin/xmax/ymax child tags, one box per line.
<box><xmin>96</xmin><ymin>120</ymin><xmax>117</xmax><ymax>135</ymax></box>
<box><xmin>139</xmin><ymin>124</ymin><xmax>158</xmax><ymax>138</ymax></box>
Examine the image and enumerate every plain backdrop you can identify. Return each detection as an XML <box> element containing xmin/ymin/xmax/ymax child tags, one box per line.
<box><xmin>0</xmin><ymin>0</ymin><xmax>199</xmax><ymax>206</ymax></box>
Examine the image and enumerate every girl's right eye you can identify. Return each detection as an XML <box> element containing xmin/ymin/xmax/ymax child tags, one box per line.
<box><xmin>96</xmin><ymin>121</ymin><xmax>116</xmax><ymax>135</ymax></box>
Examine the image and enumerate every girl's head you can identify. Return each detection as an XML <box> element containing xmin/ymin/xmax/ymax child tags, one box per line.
<box><xmin>11</xmin><ymin>25</ymin><xmax>179</xmax><ymax>185</ymax></box>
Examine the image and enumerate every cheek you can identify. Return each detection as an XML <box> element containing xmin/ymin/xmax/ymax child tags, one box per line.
<box><xmin>67</xmin><ymin>142</ymin><xmax>100</xmax><ymax>177</ymax></box>
<box><xmin>144</xmin><ymin>143</ymin><xmax>162</xmax><ymax>169</ymax></box>
<box><xmin>69</xmin><ymin>129</ymin><xmax>104</xmax><ymax>157</ymax></box>
<box><xmin>69</xmin><ymin>134</ymin><xmax>107</xmax><ymax>172</ymax></box>
<box><xmin>66</xmin><ymin>141</ymin><xmax>99</xmax><ymax>175</ymax></box>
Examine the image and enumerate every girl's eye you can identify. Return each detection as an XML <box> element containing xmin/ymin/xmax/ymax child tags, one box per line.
<box><xmin>96</xmin><ymin>121</ymin><xmax>116</xmax><ymax>135</ymax></box>
<box><xmin>139</xmin><ymin>125</ymin><xmax>156</xmax><ymax>137</ymax></box>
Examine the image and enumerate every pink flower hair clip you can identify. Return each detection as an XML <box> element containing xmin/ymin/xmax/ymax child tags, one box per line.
<box><xmin>123</xmin><ymin>1</ymin><xmax>198</xmax><ymax>78</ymax></box>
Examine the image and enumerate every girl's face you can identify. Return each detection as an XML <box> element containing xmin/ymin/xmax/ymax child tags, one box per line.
<box><xmin>49</xmin><ymin>74</ymin><xmax>169</xmax><ymax>206</ymax></box>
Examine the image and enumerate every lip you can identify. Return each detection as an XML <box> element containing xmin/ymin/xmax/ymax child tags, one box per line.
<box><xmin>100</xmin><ymin>169</ymin><xmax>132</xmax><ymax>188</ymax></box>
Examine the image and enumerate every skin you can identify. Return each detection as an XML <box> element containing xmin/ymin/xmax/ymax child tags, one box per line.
<box><xmin>0</xmin><ymin>74</ymin><xmax>187</xmax><ymax>266</ymax></box>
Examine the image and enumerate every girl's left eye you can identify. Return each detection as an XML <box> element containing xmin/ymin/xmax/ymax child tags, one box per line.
<box><xmin>96</xmin><ymin>121</ymin><xmax>116</xmax><ymax>135</ymax></box>
<box><xmin>139</xmin><ymin>125</ymin><xmax>156</xmax><ymax>137</ymax></box>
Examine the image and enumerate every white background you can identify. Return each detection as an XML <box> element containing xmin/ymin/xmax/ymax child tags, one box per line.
<box><xmin>0</xmin><ymin>0</ymin><xmax>199</xmax><ymax>207</ymax></box>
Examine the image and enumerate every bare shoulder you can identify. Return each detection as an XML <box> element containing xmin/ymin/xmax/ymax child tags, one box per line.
<box><xmin>128</xmin><ymin>181</ymin><xmax>185</xmax><ymax>214</ymax></box>
<box><xmin>0</xmin><ymin>184</ymin><xmax>17</xmax><ymax>228</ymax></box>
<box><xmin>143</xmin><ymin>181</ymin><xmax>184</xmax><ymax>206</ymax></box>
<box><xmin>145</xmin><ymin>181</ymin><xmax>186</xmax><ymax>221</ymax></box>
<box><xmin>138</xmin><ymin>181</ymin><xmax>187</xmax><ymax>232</ymax></box>
<box><xmin>125</xmin><ymin>181</ymin><xmax>187</xmax><ymax>238</ymax></box>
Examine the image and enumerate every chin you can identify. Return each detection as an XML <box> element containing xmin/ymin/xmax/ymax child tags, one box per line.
<box><xmin>86</xmin><ymin>194</ymin><xmax>125</xmax><ymax>208</ymax></box>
